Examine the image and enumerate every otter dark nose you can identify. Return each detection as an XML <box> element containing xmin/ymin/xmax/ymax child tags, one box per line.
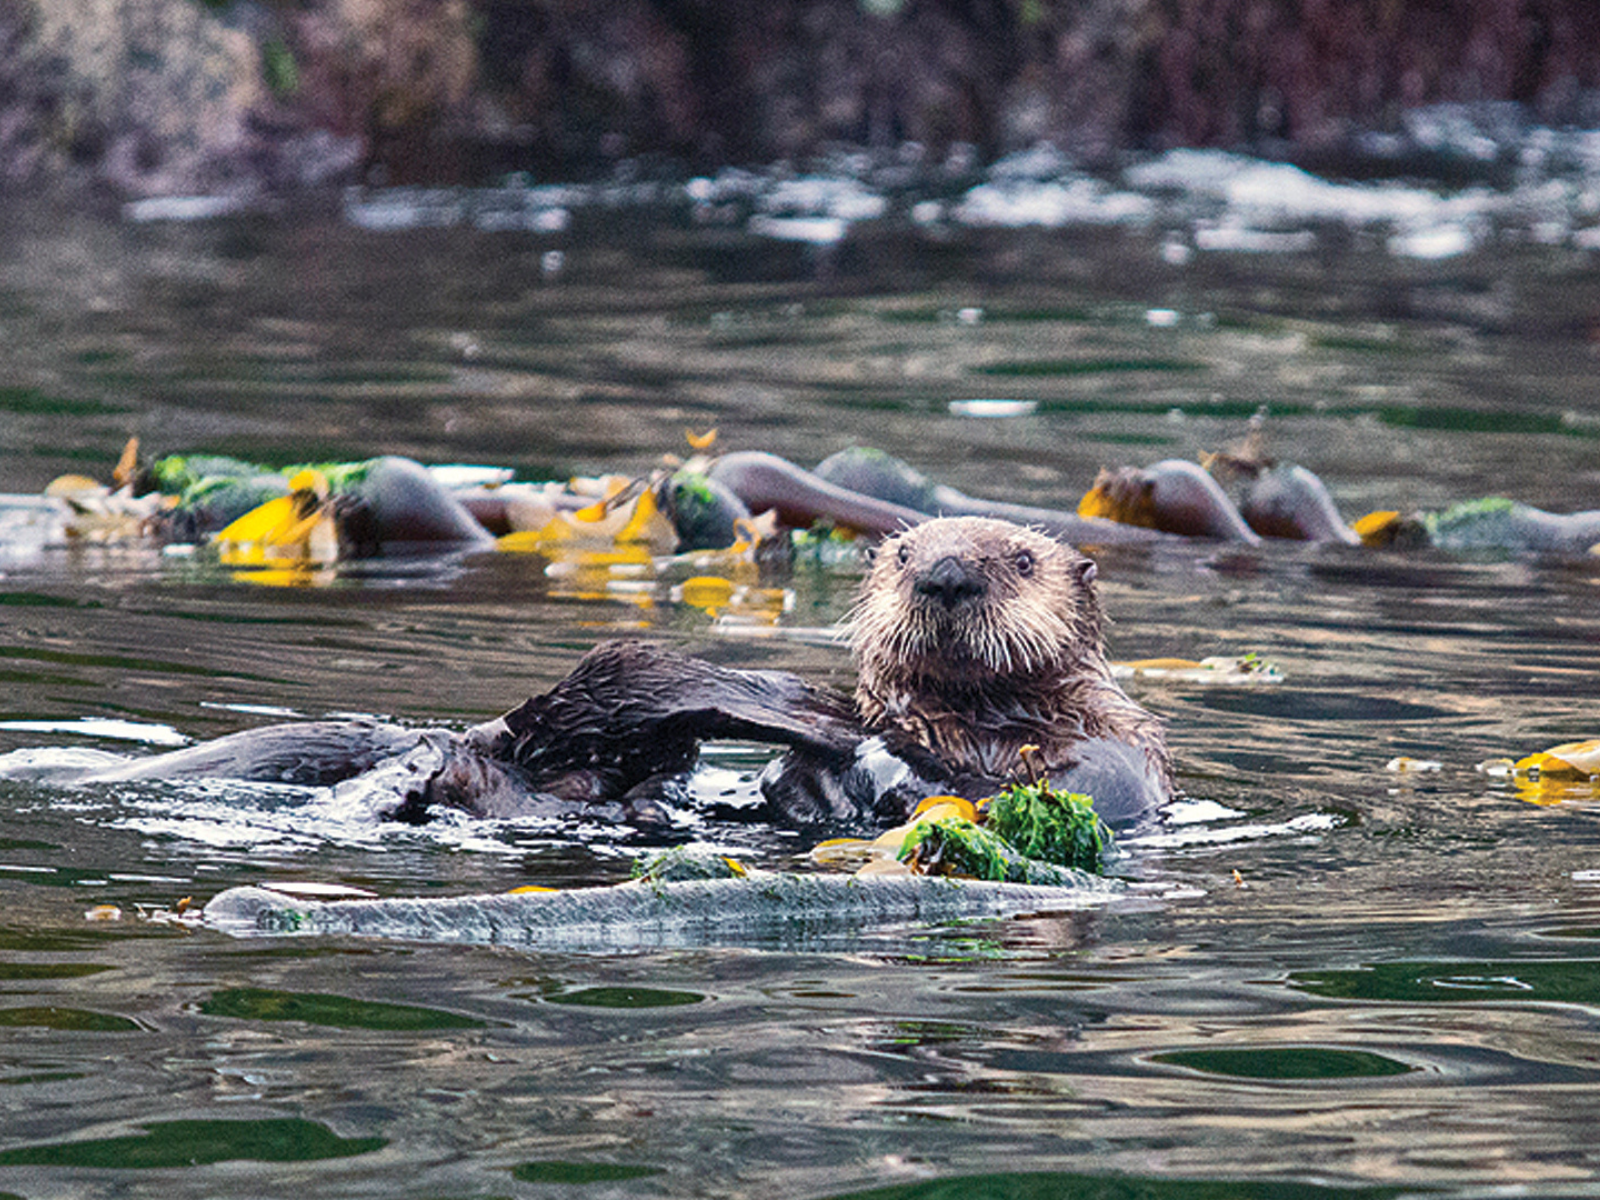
<box><xmin>915</xmin><ymin>555</ymin><xmax>986</xmax><ymax>608</ymax></box>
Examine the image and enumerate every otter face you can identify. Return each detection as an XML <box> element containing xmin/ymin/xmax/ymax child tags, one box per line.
<box><xmin>851</xmin><ymin>516</ymin><xmax>1103</xmax><ymax>687</ymax></box>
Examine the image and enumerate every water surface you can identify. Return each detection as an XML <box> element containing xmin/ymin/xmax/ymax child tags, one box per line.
<box><xmin>1</xmin><ymin>156</ymin><xmax>1600</xmax><ymax>1197</ymax></box>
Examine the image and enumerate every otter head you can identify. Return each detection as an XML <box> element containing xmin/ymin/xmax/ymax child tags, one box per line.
<box><xmin>851</xmin><ymin>516</ymin><xmax>1106</xmax><ymax>723</ymax></box>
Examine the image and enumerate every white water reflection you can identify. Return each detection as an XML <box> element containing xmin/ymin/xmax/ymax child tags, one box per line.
<box><xmin>263</xmin><ymin>114</ymin><xmax>1600</xmax><ymax>266</ymax></box>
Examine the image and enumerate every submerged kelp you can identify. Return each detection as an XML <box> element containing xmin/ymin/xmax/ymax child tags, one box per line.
<box><xmin>200</xmin><ymin>873</ymin><xmax>1121</xmax><ymax>951</ymax></box>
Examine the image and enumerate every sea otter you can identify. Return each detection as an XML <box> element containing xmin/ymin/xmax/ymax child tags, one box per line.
<box><xmin>757</xmin><ymin>516</ymin><xmax>1171</xmax><ymax>828</ymax></box>
<box><xmin>37</xmin><ymin>516</ymin><xmax>1170</xmax><ymax>832</ymax></box>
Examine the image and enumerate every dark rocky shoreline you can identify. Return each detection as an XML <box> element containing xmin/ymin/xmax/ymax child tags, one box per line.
<box><xmin>4</xmin><ymin>0</ymin><xmax>1600</xmax><ymax>199</ymax></box>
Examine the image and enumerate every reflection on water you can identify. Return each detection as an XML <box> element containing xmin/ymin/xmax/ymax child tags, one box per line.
<box><xmin>1</xmin><ymin>163</ymin><xmax>1600</xmax><ymax>1197</ymax></box>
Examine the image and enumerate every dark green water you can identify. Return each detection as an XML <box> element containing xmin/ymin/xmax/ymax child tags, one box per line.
<box><xmin>1</xmin><ymin>177</ymin><xmax>1599</xmax><ymax>1198</ymax></box>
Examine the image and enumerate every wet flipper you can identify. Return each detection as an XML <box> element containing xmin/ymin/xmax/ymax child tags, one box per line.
<box><xmin>468</xmin><ymin>640</ymin><xmax>869</xmax><ymax>801</ymax></box>
<box><xmin>68</xmin><ymin>643</ymin><xmax>869</xmax><ymax>821</ymax></box>
<box><xmin>84</xmin><ymin>720</ymin><xmax>422</xmax><ymax>787</ymax></box>
<box><xmin>761</xmin><ymin>734</ymin><xmax>1164</xmax><ymax>833</ymax></box>
<box><xmin>1047</xmin><ymin>737</ymin><xmax>1169</xmax><ymax>832</ymax></box>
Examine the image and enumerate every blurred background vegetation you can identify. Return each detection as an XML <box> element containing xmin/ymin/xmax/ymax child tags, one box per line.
<box><xmin>2</xmin><ymin>0</ymin><xmax>1599</xmax><ymax>196</ymax></box>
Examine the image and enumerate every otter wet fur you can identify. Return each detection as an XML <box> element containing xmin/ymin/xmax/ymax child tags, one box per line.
<box><xmin>757</xmin><ymin>517</ymin><xmax>1172</xmax><ymax>829</ymax></box>
<box><xmin>853</xmin><ymin>517</ymin><xmax>1169</xmax><ymax>784</ymax></box>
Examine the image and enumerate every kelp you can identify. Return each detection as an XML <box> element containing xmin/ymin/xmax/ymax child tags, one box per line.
<box><xmin>498</xmin><ymin>477</ymin><xmax>677</xmax><ymax>550</ymax></box>
<box><xmin>813</xmin><ymin>775</ymin><xmax>1116</xmax><ymax>884</ymax></box>
<box><xmin>899</xmin><ymin>816</ymin><xmax>1093</xmax><ymax>886</ymax></box>
<box><xmin>199</xmin><ymin>871</ymin><xmax>1120</xmax><ymax>951</ymax></box>
<box><xmin>1113</xmin><ymin>652</ymin><xmax>1281</xmax><ymax>683</ymax></box>
<box><xmin>1511</xmin><ymin>739</ymin><xmax>1600</xmax><ymax>805</ymax></box>
<box><xmin>151</xmin><ymin>453</ymin><xmax>277</xmax><ymax>494</ymax></box>
<box><xmin>985</xmin><ymin>778</ymin><xmax>1113</xmax><ymax>874</ymax></box>
<box><xmin>213</xmin><ymin>470</ymin><xmax>342</xmax><ymax>569</ymax></box>
<box><xmin>631</xmin><ymin>844</ymin><xmax>749</xmax><ymax>884</ymax></box>
<box><xmin>657</xmin><ymin>466</ymin><xmax>751</xmax><ymax>551</ymax></box>
<box><xmin>1516</xmin><ymin>740</ymin><xmax>1600</xmax><ymax>777</ymax></box>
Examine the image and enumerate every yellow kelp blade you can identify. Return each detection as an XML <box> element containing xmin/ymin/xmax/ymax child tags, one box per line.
<box><xmin>1076</xmin><ymin>471</ymin><xmax>1155</xmax><ymax>527</ymax></box>
<box><xmin>500</xmin><ymin>487</ymin><xmax>674</xmax><ymax>551</ymax></box>
<box><xmin>565</xmin><ymin>486</ymin><xmax>671</xmax><ymax>544</ymax></box>
<box><xmin>1510</xmin><ymin>740</ymin><xmax>1600</xmax><ymax>806</ymax></box>
<box><xmin>498</xmin><ymin>518</ymin><xmax>580</xmax><ymax>550</ymax></box>
<box><xmin>215</xmin><ymin>476</ymin><xmax>341</xmax><ymax>575</ymax></box>
<box><xmin>714</xmin><ymin>586</ymin><xmax>790</xmax><ymax>626</ymax></box>
<box><xmin>1119</xmin><ymin>657</ymin><xmax>1205</xmax><ymax>672</ymax></box>
<box><xmin>275</xmin><ymin>506</ymin><xmax>330</xmax><ymax>550</ymax></box>
<box><xmin>854</xmin><ymin>858</ymin><xmax>913</xmax><ymax>878</ymax></box>
<box><xmin>568</xmin><ymin>473</ymin><xmax>635</xmax><ymax>500</ymax></box>
<box><xmin>45</xmin><ymin>474</ymin><xmax>108</xmax><ymax>498</ymax></box>
<box><xmin>809</xmin><ymin>837</ymin><xmax>872</xmax><ymax>866</ymax></box>
<box><xmin>810</xmin><ymin>796</ymin><xmax>990</xmax><ymax>873</ymax></box>
<box><xmin>535</xmin><ymin>544</ymin><xmax>659</xmax><ymax>612</ymax></box>
<box><xmin>235</xmin><ymin>565</ymin><xmax>338</xmax><ymax>588</ymax></box>
<box><xmin>677</xmin><ymin>575</ymin><xmax>735</xmax><ymax>611</ymax></box>
<box><xmin>668</xmin><ymin>573</ymin><xmax>787</xmax><ymax>624</ymax></box>
<box><xmin>113</xmin><ymin>437</ymin><xmax>141</xmax><ymax>489</ymax></box>
<box><xmin>854</xmin><ymin>798</ymin><xmax>982</xmax><ymax>865</ymax></box>
<box><xmin>1515</xmin><ymin>740</ymin><xmax>1600</xmax><ymax>778</ymax></box>
<box><xmin>285</xmin><ymin>468</ymin><xmax>330</xmax><ymax>499</ymax></box>
<box><xmin>216</xmin><ymin>495</ymin><xmax>299</xmax><ymax>546</ymax></box>
<box><xmin>1076</xmin><ymin>482</ymin><xmax>1117</xmax><ymax>520</ymax></box>
<box><xmin>910</xmin><ymin>795</ymin><xmax>978</xmax><ymax>823</ymax></box>
<box><xmin>613</xmin><ymin>485</ymin><xmax>670</xmax><ymax>543</ymax></box>
<box><xmin>1352</xmin><ymin>510</ymin><xmax>1402</xmax><ymax>546</ymax></box>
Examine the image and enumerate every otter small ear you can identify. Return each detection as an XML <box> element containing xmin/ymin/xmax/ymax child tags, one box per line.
<box><xmin>1077</xmin><ymin>559</ymin><xmax>1098</xmax><ymax>586</ymax></box>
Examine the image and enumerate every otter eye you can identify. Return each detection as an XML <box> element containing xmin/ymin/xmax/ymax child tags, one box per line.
<box><xmin>897</xmin><ymin>544</ymin><xmax>910</xmax><ymax>567</ymax></box>
<box><xmin>1014</xmin><ymin>550</ymin><xmax>1034</xmax><ymax>577</ymax></box>
<box><xmin>1078</xmin><ymin>559</ymin><xmax>1098</xmax><ymax>586</ymax></box>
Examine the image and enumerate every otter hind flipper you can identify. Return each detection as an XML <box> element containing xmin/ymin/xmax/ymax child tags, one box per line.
<box><xmin>85</xmin><ymin>720</ymin><xmax>421</xmax><ymax>787</ymax></box>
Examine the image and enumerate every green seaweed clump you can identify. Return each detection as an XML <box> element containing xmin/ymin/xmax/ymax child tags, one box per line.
<box><xmin>151</xmin><ymin>454</ymin><xmax>273</xmax><ymax>494</ymax></box>
<box><xmin>898</xmin><ymin>817</ymin><xmax>1091</xmax><ymax>886</ymax></box>
<box><xmin>1423</xmin><ymin>495</ymin><xmax>1518</xmax><ymax>548</ymax></box>
<box><xmin>985</xmin><ymin>779</ymin><xmax>1113</xmax><ymax>874</ymax></box>
<box><xmin>631</xmin><ymin>844</ymin><xmax>749</xmax><ymax>885</ymax></box>
<box><xmin>150</xmin><ymin>455</ymin><xmax>292</xmax><ymax>532</ymax></box>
